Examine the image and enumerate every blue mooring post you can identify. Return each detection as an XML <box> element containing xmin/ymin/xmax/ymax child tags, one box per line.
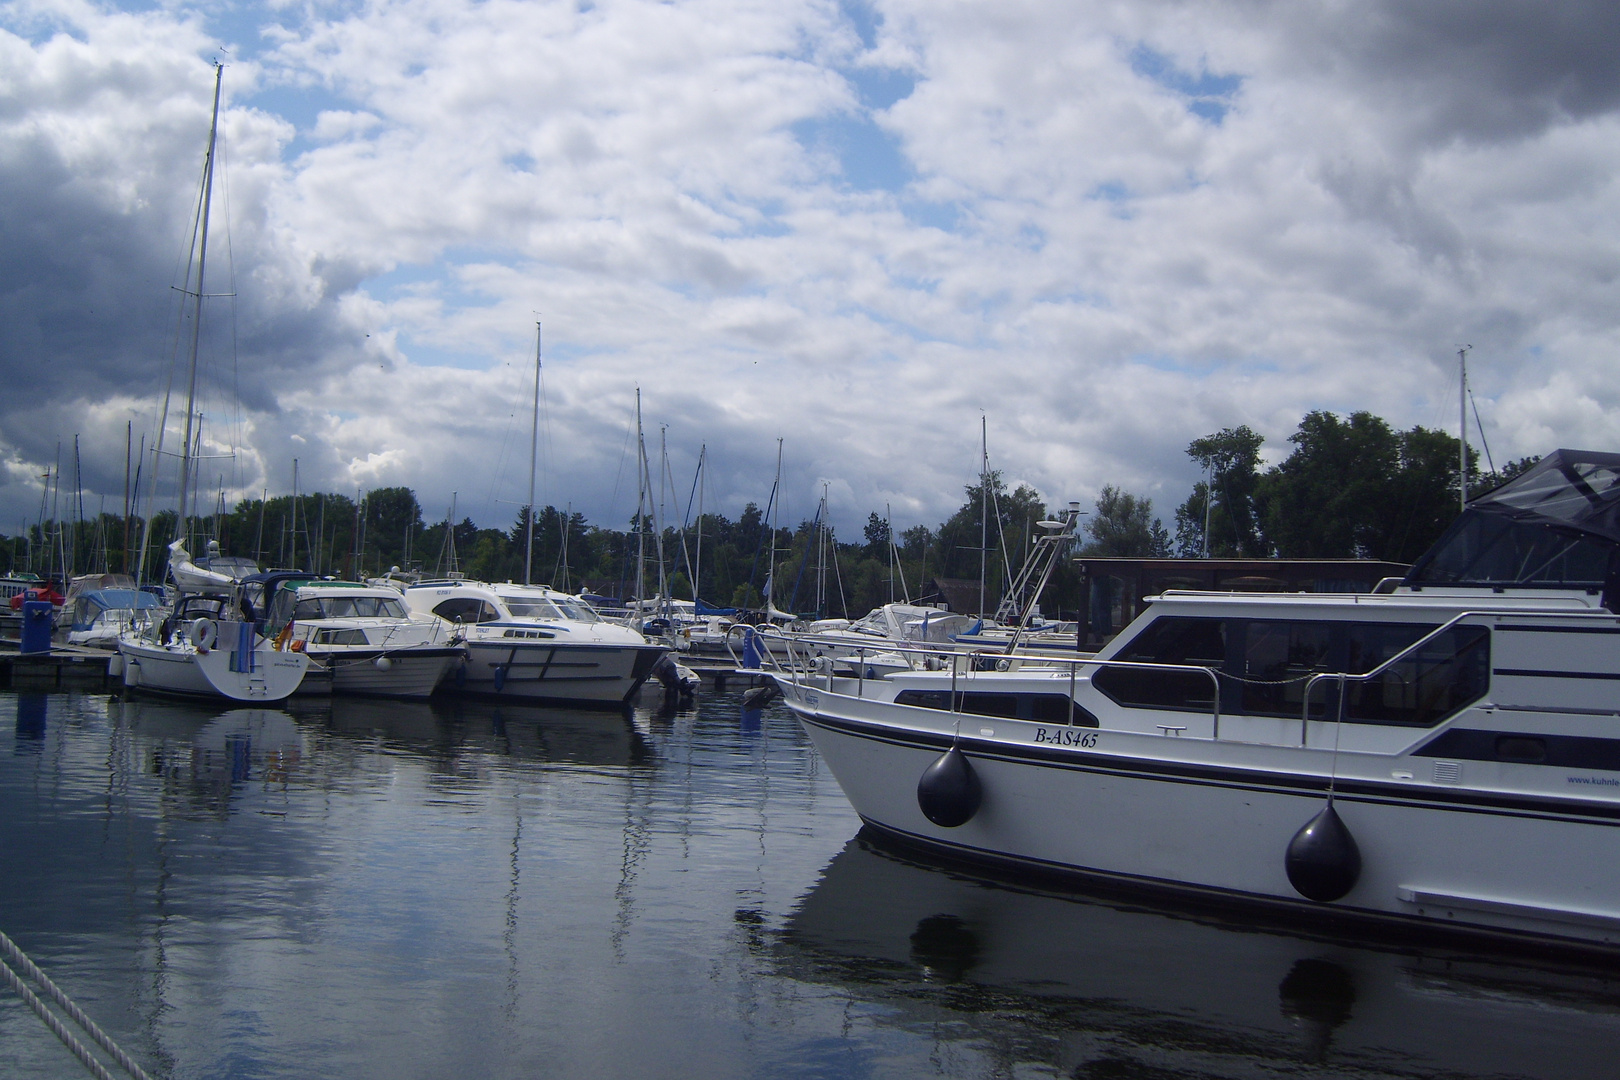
<box><xmin>20</xmin><ymin>600</ymin><xmax>53</xmax><ymax>654</ymax></box>
<box><xmin>741</xmin><ymin>626</ymin><xmax>762</xmax><ymax>670</ymax></box>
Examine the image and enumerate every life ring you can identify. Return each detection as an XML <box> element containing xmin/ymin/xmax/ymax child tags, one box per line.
<box><xmin>188</xmin><ymin>618</ymin><xmax>218</xmax><ymax>653</ymax></box>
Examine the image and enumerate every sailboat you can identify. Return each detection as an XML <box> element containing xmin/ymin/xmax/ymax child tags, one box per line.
<box><xmin>116</xmin><ymin>65</ymin><xmax>308</xmax><ymax>703</ymax></box>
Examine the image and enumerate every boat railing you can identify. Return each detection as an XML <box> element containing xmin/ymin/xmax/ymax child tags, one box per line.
<box><xmin>742</xmin><ymin>626</ymin><xmax>1227</xmax><ymax>739</ymax></box>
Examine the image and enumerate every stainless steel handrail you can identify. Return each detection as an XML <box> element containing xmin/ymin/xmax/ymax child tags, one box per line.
<box><xmin>748</xmin><ymin>627</ymin><xmax>1226</xmax><ymax>738</ymax></box>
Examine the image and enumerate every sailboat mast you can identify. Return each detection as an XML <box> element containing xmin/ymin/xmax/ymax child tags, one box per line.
<box><xmin>768</xmin><ymin>439</ymin><xmax>782</xmax><ymax>611</ymax></box>
<box><xmin>979</xmin><ymin>416</ymin><xmax>987</xmax><ymax>618</ymax></box>
<box><xmin>656</xmin><ymin>425</ymin><xmax>668</xmax><ymax>608</ymax></box>
<box><xmin>1458</xmin><ymin>345</ymin><xmax>1470</xmax><ymax>513</ymax></box>
<box><xmin>176</xmin><ymin>63</ymin><xmax>223</xmax><ymax>543</ymax></box>
<box><xmin>635</xmin><ymin>390</ymin><xmax>646</xmax><ymax>603</ymax></box>
<box><xmin>695</xmin><ymin>445</ymin><xmax>705</xmax><ymax>606</ymax></box>
<box><xmin>525</xmin><ymin>321</ymin><xmax>541</xmax><ymax>585</ymax></box>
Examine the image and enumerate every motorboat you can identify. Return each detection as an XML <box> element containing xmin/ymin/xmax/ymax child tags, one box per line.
<box><xmin>251</xmin><ymin>574</ymin><xmax>464</xmax><ymax>699</ymax></box>
<box><xmin>402</xmin><ymin>579</ymin><xmax>666</xmax><ymax>707</ymax></box>
<box><xmin>795</xmin><ymin>603</ymin><xmax>974</xmax><ymax>677</ymax></box>
<box><xmin>64</xmin><ymin>586</ymin><xmax>163</xmax><ymax>648</ymax></box>
<box><xmin>769</xmin><ymin>450</ymin><xmax>1620</xmax><ymax>953</ymax></box>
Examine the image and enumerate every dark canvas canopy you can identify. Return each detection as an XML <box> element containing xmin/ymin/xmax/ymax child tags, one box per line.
<box><xmin>1468</xmin><ymin>449</ymin><xmax>1620</xmax><ymax>542</ymax></box>
<box><xmin>1405</xmin><ymin>449</ymin><xmax>1620</xmax><ymax>589</ymax></box>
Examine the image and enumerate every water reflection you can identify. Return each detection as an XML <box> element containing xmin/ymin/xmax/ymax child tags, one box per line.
<box><xmin>772</xmin><ymin>832</ymin><xmax>1620</xmax><ymax>1079</ymax></box>
<box><xmin>13</xmin><ymin>692</ymin><xmax>46</xmax><ymax>747</ymax></box>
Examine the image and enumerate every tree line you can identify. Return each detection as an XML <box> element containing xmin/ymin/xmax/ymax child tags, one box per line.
<box><xmin>0</xmin><ymin>408</ymin><xmax>1530</xmax><ymax>618</ymax></box>
<box><xmin>1080</xmin><ymin>411</ymin><xmax>1535</xmax><ymax>562</ymax></box>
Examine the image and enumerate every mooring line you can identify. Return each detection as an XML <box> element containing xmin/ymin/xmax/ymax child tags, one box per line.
<box><xmin>0</xmin><ymin>929</ymin><xmax>154</xmax><ymax>1080</ymax></box>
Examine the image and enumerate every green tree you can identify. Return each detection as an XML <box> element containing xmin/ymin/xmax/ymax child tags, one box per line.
<box><xmin>1081</xmin><ymin>486</ymin><xmax>1171</xmax><ymax>557</ymax></box>
<box><xmin>1179</xmin><ymin>426</ymin><xmax>1267</xmax><ymax>556</ymax></box>
<box><xmin>1259</xmin><ymin>411</ymin><xmax>1400</xmax><ymax>558</ymax></box>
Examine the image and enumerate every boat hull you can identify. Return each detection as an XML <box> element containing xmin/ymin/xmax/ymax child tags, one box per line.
<box><xmin>454</xmin><ymin>640</ymin><xmax>666</xmax><ymax>706</ymax></box>
<box><xmin>782</xmin><ymin>681</ymin><xmax>1620</xmax><ymax>953</ymax></box>
<box><xmin>303</xmin><ymin>647</ymin><xmax>462</xmax><ymax>699</ymax></box>
<box><xmin>119</xmin><ymin>635</ymin><xmax>308</xmax><ymax>703</ymax></box>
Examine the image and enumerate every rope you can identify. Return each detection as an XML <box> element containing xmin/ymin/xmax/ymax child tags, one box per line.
<box><xmin>0</xmin><ymin>930</ymin><xmax>154</xmax><ymax>1080</ymax></box>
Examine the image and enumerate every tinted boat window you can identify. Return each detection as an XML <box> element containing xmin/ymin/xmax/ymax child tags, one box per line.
<box><xmin>1096</xmin><ymin>615</ymin><xmax>1488</xmax><ymax>727</ymax></box>
<box><xmin>1092</xmin><ymin>617</ymin><xmax>1224</xmax><ymax>712</ymax></box>
<box><xmin>893</xmin><ymin>690</ymin><xmax>1099</xmax><ymax>727</ymax></box>
<box><xmin>1341</xmin><ymin>625</ymin><xmax>1490</xmax><ymax>727</ymax></box>
<box><xmin>1237</xmin><ymin>621</ymin><xmax>1333</xmax><ymax>718</ymax></box>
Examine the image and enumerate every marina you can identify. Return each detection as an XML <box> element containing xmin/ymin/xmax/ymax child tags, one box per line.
<box><xmin>4</xmin><ymin>687</ymin><xmax>1619</xmax><ymax>1079</ymax></box>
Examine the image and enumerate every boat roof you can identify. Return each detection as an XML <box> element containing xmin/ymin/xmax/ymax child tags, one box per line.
<box><xmin>1467</xmin><ymin>448</ymin><xmax>1620</xmax><ymax>542</ymax></box>
<box><xmin>75</xmin><ymin>589</ymin><xmax>162</xmax><ymax>610</ymax></box>
<box><xmin>1148</xmin><ymin>588</ymin><xmax>1601</xmax><ymax>615</ymax></box>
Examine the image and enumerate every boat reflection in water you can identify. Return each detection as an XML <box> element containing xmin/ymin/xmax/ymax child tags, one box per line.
<box><xmin>770</xmin><ymin>832</ymin><xmax>1620</xmax><ymax>1079</ymax></box>
<box><xmin>311</xmin><ymin>696</ymin><xmax>654</xmax><ymax>768</ymax></box>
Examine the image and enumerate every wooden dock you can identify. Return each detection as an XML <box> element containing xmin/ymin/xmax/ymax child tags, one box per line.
<box><xmin>0</xmin><ymin>641</ymin><xmax>118</xmax><ymax>692</ymax></box>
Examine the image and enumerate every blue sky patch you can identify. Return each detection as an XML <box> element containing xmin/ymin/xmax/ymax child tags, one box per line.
<box><xmin>1129</xmin><ymin>45</ymin><xmax>1241</xmax><ymax>125</ymax></box>
<box><xmin>794</xmin><ymin>115</ymin><xmax>913</xmax><ymax>192</ymax></box>
<box><xmin>848</xmin><ymin>67</ymin><xmax>916</xmax><ymax>110</ymax></box>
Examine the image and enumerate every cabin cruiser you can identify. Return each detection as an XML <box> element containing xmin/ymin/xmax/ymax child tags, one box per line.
<box><xmin>64</xmin><ymin>586</ymin><xmax>163</xmax><ymax>648</ymax></box>
<box><xmin>252</xmin><ymin>574</ymin><xmax>463</xmax><ymax>699</ymax></box>
<box><xmin>769</xmin><ymin>450</ymin><xmax>1620</xmax><ymax>953</ymax></box>
<box><xmin>116</xmin><ymin>541</ymin><xmax>309</xmax><ymax>702</ymax></box>
<box><xmin>403</xmin><ymin>579</ymin><xmax>666</xmax><ymax>707</ymax></box>
<box><xmin>795</xmin><ymin>603</ymin><xmax>975</xmax><ymax>677</ymax></box>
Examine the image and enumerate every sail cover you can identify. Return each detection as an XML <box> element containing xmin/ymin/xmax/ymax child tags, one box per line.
<box><xmin>1405</xmin><ymin>450</ymin><xmax>1620</xmax><ymax>588</ymax></box>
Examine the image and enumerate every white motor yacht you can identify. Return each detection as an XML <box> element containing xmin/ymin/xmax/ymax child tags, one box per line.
<box><xmin>403</xmin><ymin>579</ymin><xmax>666</xmax><ymax>707</ymax></box>
<box><xmin>769</xmin><ymin>450</ymin><xmax>1620</xmax><ymax>954</ymax></box>
<box><xmin>254</xmin><ymin>574</ymin><xmax>463</xmax><ymax>699</ymax></box>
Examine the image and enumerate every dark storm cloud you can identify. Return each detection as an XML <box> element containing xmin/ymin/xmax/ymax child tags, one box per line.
<box><xmin>1283</xmin><ymin>0</ymin><xmax>1620</xmax><ymax>143</ymax></box>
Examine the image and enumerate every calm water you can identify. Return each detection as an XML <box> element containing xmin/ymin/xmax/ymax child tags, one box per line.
<box><xmin>2</xmin><ymin>688</ymin><xmax>1618</xmax><ymax>1079</ymax></box>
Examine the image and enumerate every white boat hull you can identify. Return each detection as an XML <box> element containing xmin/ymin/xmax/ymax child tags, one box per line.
<box><xmin>456</xmin><ymin>640</ymin><xmax>666</xmax><ymax>706</ymax></box>
<box><xmin>302</xmin><ymin>647</ymin><xmax>461</xmax><ymax>699</ymax></box>
<box><xmin>119</xmin><ymin>632</ymin><xmax>308</xmax><ymax>703</ymax></box>
<box><xmin>780</xmin><ymin>680</ymin><xmax>1620</xmax><ymax>952</ymax></box>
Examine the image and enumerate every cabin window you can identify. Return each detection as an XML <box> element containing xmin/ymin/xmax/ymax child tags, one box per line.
<box><xmin>432</xmin><ymin>598</ymin><xmax>501</xmax><ymax>623</ymax></box>
<box><xmin>315</xmin><ymin>628</ymin><xmax>369</xmax><ymax>645</ymax></box>
<box><xmin>1091</xmin><ymin>617</ymin><xmax>1224</xmax><ymax>712</ymax></box>
<box><xmin>893</xmin><ymin>690</ymin><xmax>1099</xmax><ymax>727</ymax></box>
<box><xmin>1094</xmin><ymin>615</ymin><xmax>1489</xmax><ymax>727</ymax></box>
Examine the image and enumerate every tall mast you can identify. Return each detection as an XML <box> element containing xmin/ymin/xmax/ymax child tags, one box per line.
<box><xmin>768</xmin><ymin>439</ymin><xmax>782</xmax><ymax>611</ymax></box>
<box><xmin>634</xmin><ymin>389</ymin><xmax>646</xmax><ymax>603</ymax></box>
<box><xmin>1458</xmin><ymin>345</ymin><xmax>1470</xmax><ymax>514</ymax></box>
<box><xmin>979</xmin><ymin>416</ymin><xmax>988</xmax><ymax>618</ymax></box>
<box><xmin>175</xmin><ymin>63</ymin><xmax>223</xmax><ymax>544</ymax></box>
<box><xmin>694</xmin><ymin>445</ymin><xmax>705</xmax><ymax>606</ymax></box>
<box><xmin>122</xmin><ymin>422</ymin><xmax>132</xmax><ymax>574</ymax></box>
<box><xmin>524</xmin><ymin>320</ymin><xmax>541</xmax><ymax>585</ymax></box>
<box><xmin>656</xmin><ymin>425</ymin><xmax>668</xmax><ymax>607</ymax></box>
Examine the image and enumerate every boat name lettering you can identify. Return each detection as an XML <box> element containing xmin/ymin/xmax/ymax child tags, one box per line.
<box><xmin>1033</xmin><ymin>727</ymin><xmax>1097</xmax><ymax>748</ymax></box>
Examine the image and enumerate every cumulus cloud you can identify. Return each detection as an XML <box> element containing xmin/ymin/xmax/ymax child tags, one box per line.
<box><xmin>0</xmin><ymin>0</ymin><xmax>1617</xmax><ymax>547</ymax></box>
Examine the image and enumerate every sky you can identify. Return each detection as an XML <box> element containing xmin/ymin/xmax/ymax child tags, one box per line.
<box><xmin>2</xmin><ymin>0</ymin><xmax>1618</xmax><ymax>545</ymax></box>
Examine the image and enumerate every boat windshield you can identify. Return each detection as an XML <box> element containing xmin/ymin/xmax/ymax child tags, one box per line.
<box><xmin>500</xmin><ymin>595</ymin><xmax>599</xmax><ymax>622</ymax></box>
<box><xmin>1405</xmin><ymin>511</ymin><xmax>1614</xmax><ymax>588</ymax></box>
<box><xmin>292</xmin><ymin>596</ymin><xmax>409</xmax><ymax>620</ymax></box>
